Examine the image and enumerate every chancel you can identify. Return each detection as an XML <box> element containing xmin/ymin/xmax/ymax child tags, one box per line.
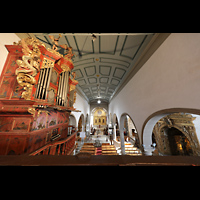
<box><xmin>1</xmin><ymin>33</ymin><xmax>200</xmax><ymax>166</ymax></box>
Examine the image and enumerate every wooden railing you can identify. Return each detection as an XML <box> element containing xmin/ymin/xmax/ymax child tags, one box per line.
<box><xmin>30</xmin><ymin>132</ymin><xmax>77</xmax><ymax>156</ymax></box>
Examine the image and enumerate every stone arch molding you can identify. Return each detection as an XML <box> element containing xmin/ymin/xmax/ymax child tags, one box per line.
<box><xmin>116</xmin><ymin>113</ymin><xmax>139</xmax><ymax>155</ymax></box>
<box><xmin>142</xmin><ymin>108</ymin><xmax>200</xmax><ymax>155</ymax></box>
<box><xmin>78</xmin><ymin>114</ymin><xmax>85</xmax><ymax>132</ymax></box>
<box><xmin>112</xmin><ymin>113</ymin><xmax>119</xmax><ymax>127</ymax></box>
<box><xmin>119</xmin><ymin>113</ymin><xmax>138</xmax><ymax>133</ymax></box>
<box><xmin>91</xmin><ymin>107</ymin><xmax>108</xmax><ymax>115</ymax></box>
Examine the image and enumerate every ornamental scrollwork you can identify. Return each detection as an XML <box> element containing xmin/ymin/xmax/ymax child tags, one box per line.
<box><xmin>15</xmin><ymin>38</ymin><xmax>44</xmax><ymax>100</ymax></box>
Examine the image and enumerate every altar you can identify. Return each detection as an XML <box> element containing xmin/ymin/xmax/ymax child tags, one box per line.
<box><xmin>94</xmin><ymin>128</ymin><xmax>104</xmax><ymax>135</ymax></box>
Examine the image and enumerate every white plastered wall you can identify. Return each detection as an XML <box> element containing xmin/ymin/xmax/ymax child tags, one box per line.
<box><xmin>72</xmin><ymin>93</ymin><xmax>90</xmax><ymax>129</ymax></box>
<box><xmin>0</xmin><ymin>33</ymin><xmax>20</xmax><ymax>76</ymax></box>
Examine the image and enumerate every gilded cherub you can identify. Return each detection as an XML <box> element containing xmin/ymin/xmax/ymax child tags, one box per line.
<box><xmin>71</xmin><ymin>71</ymin><xmax>76</xmax><ymax>79</ymax></box>
<box><xmin>71</xmin><ymin>71</ymin><xmax>78</xmax><ymax>85</ymax></box>
<box><xmin>59</xmin><ymin>44</ymin><xmax>75</xmax><ymax>60</ymax></box>
<box><xmin>49</xmin><ymin>34</ymin><xmax>62</xmax><ymax>51</ymax></box>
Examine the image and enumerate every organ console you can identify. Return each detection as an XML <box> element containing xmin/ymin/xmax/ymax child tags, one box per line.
<box><xmin>0</xmin><ymin>37</ymin><xmax>78</xmax><ymax>155</ymax></box>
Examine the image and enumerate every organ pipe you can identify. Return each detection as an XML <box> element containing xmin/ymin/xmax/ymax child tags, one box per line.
<box><xmin>35</xmin><ymin>67</ymin><xmax>52</xmax><ymax>100</ymax></box>
<box><xmin>56</xmin><ymin>71</ymin><xmax>69</xmax><ymax>106</ymax></box>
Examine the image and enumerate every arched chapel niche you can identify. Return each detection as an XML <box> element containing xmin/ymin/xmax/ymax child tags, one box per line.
<box><xmin>142</xmin><ymin>110</ymin><xmax>200</xmax><ymax>156</ymax></box>
<box><xmin>152</xmin><ymin>113</ymin><xmax>200</xmax><ymax>155</ymax></box>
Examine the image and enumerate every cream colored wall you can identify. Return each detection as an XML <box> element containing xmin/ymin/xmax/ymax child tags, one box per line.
<box><xmin>73</xmin><ymin>92</ymin><xmax>90</xmax><ymax>129</ymax></box>
<box><xmin>109</xmin><ymin>33</ymin><xmax>200</xmax><ymax>144</ymax></box>
<box><xmin>0</xmin><ymin>33</ymin><xmax>20</xmax><ymax>76</ymax></box>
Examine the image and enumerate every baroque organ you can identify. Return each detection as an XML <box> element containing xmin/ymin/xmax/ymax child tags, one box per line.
<box><xmin>0</xmin><ymin>37</ymin><xmax>78</xmax><ymax>155</ymax></box>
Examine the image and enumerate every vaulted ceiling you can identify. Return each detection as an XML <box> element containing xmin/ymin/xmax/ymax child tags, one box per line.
<box><xmin>32</xmin><ymin>33</ymin><xmax>158</xmax><ymax>104</ymax></box>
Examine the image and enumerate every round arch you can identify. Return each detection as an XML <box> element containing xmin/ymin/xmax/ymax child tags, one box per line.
<box><xmin>91</xmin><ymin>107</ymin><xmax>108</xmax><ymax>115</ymax></box>
<box><xmin>112</xmin><ymin>113</ymin><xmax>119</xmax><ymax>128</ymax></box>
<box><xmin>119</xmin><ymin>113</ymin><xmax>139</xmax><ymax>155</ymax></box>
<box><xmin>69</xmin><ymin>114</ymin><xmax>76</xmax><ymax>126</ymax></box>
<box><xmin>85</xmin><ymin>113</ymin><xmax>90</xmax><ymax>133</ymax></box>
<box><xmin>85</xmin><ymin>113</ymin><xmax>89</xmax><ymax>124</ymax></box>
<box><xmin>141</xmin><ymin>108</ymin><xmax>200</xmax><ymax>155</ymax></box>
<box><xmin>108</xmin><ymin>113</ymin><xmax>112</xmax><ymax>126</ymax></box>
<box><xmin>112</xmin><ymin>113</ymin><xmax>119</xmax><ymax>141</ymax></box>
<box><xmin>78</xmin><ymin>114</ymin><xmax>84</xmax><ymax>132</ymax></box>
<box><xmin>107</xmin><ymin>113</ymin><xmax>113</xmax><ymax>135</ymax></box>
<box><xmin>120</xmin><ymin>113</ymin><xmax>138</xmax><ymax>135</ymax></box>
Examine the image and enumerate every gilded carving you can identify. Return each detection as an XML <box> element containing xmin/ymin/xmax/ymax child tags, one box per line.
<box><xmin>28</xmin><ymin>108</ymin><xmax>36</xmax><ymax>117</ymax></box>
<box><xmin>41</xmin><ymin>57</ymin><xmax>55</xmax><ymax>69</ymax></box>
<box><xmin>59</xmin><ymin>44</ymin><xmax>75</xmax><ymax>60</ymax></box>
<box><xmin>47</xmin><ymin>48</ymin><xmax>63</xmax><ymax>58</ymax></box>
<box><xmin>49</xmin><ymin>34</ymin><xmax>62</xmax><ymax>51</ymax></box>
<box><xmin>14</xmin><ymin>37</ymin><xmax>45</xmax><ymax>49</ymax></box>
<box><xmin>16</xmin><ymin>75</ymin><xmax>34</xmax><ymax>100</ymax></box>
<box><xmin>153</xmin><ymin>113</ymin><xmax>200</xmax><ymax>156</ymax></box>
<box><xmin>70</xmin><ymin>72</ymin><xmax>78</xmax><ymax>91</ymax></box>
<box><xmin>73</xmin><ymin>91</ymin><xmax>77</xmax><ymax>105</ymax></box>
<box><xmin>48</xmin><ymin>34</ymin><xmax>63</xmax><ymax>57</ymax></box>
<box><xmin>61</xmin><ymin>63</ymin><xmax>71</xmax><ymax>72</ymax></box>
<box><xmin>37</xmin><ymin>110</ymin><xmax>49</xmax><ymax>117</ymax></box>
<box><xmin>15</xmin><ymin>38</ymin><xmax>44</xmax><ymax>100</ymax></box>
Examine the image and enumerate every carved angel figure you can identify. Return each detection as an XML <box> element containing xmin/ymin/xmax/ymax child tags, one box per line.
<box><xmin>49</xmin><ymin>34</ymin><xmax>62</xmax><ymax>51</ymax></box>
<box><xmin>59</xmin><ymin>44</ymin><xmax>74</xmax><ymax>60</ymax></box>
<box><xmin>71</xmin><ymin>71</ymin><xmax>76</xmax><ymax>79</ymax></box>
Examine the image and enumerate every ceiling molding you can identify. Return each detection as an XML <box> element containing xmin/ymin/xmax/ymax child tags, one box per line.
<box><xmin>110</xmin><ymin>33</ymin><xmax>171</xmax><ymax>102</ymax></box>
